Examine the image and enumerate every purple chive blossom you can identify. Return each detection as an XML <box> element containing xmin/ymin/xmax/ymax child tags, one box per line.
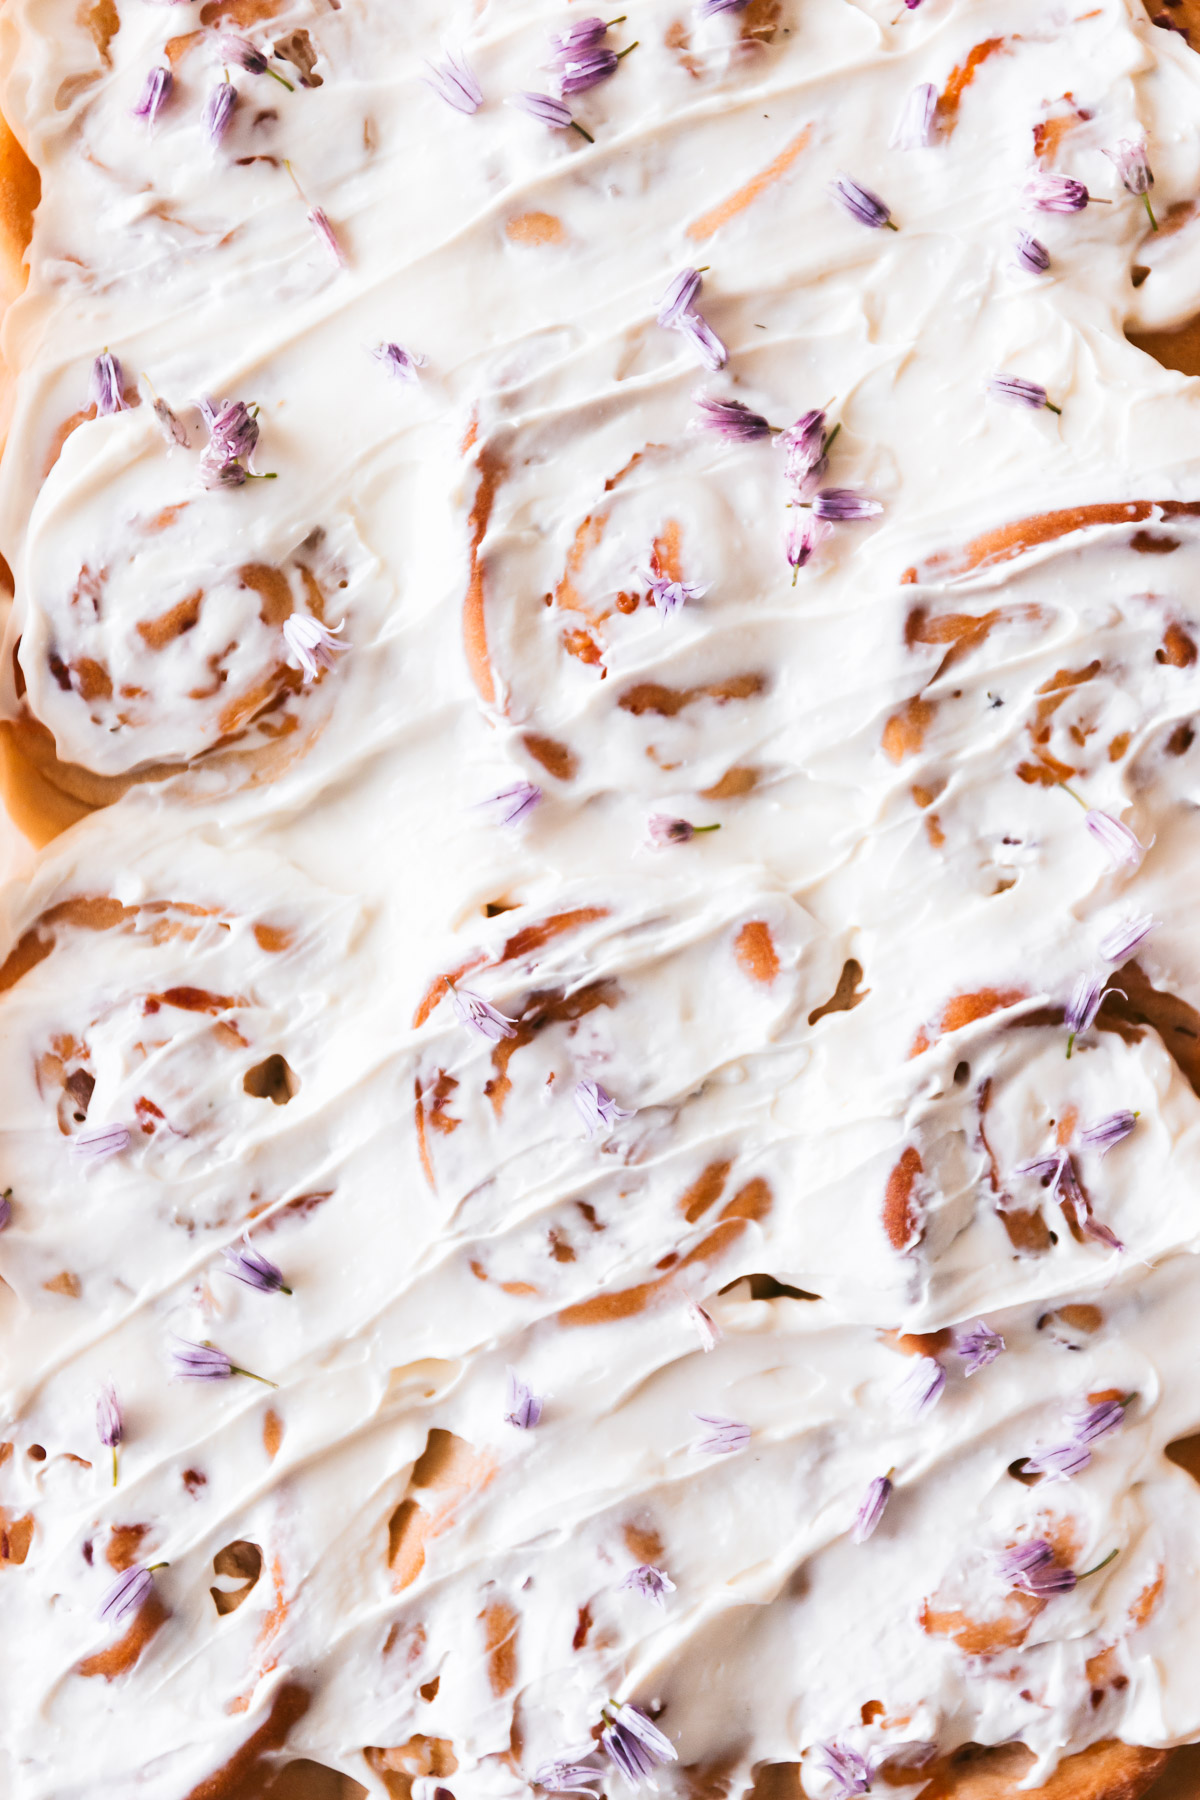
<box><xmin>574</xmin><ymin>1078</ymin><xmax>634</xmax><ymax>1137</ymax></box>
<box><xmin>787</xmin><ymin>513</ymin><xmax>831</xmax><ymax>579</ymax></box>
<box><xmin>815</xmin><ymin>1742</ymin><xmax>873</xmax><ymax>1800</ymax></box>
<box><xmin>550</xmin><ymin>18</ymin><xmax>614</xmax><ymax>57</ymax></box>
<box><xmin>600</xmin><ymin>1705</ymin><xmax>678</xmax><ymax>1786</ymax></box>
<box><xmin>97</xmin><ymin>1383</ymin><xmax>123</xmax><ymax>1485</ymax></box>
<box><xmin>1074</xmin><ymin>1397</ymin><xmax>1128</xmax><ymax>1444</ymax></box>
<box><xmin>71</xmin><ymin>1124</ymin><xmax>132</xmax><ymax>1161</ymax></box>
<box><xmin>203</xmin><ymin>398</ymin><xmax>259</xmax><ymax>461</ymax></box>
<box><xmin>812</xmin><ymin>488</ymin><xmax>883</xmax><ymax>523</ymax></box>
<box><xmin>449</xmin><ymin>986</ymin><xmax>517</xmax><ymax>1042</ymax></box>
<box><xmin>851</xmin><ymin>1475</ymin><xmax>892</xmax><ymax>1543</ymax></box>
<box><xmin>1082</xmin><ymin>1214</ymin><xmax>1124</xmax><ymax>1251</ymax></box>
<box><xmin>154</xmin><ymin>397</ymin><xmax>188</xmax><ymax>447</ymax></box>
<box><xmin>1081</xmin><ymin>1110</ymin><xmax>1138</xmax><ymax>1154</ymax></box>
<box><xmin>640</xmin><ymin>566</ymin><xmax>708</xmax><ymax>618</ymax></box>
<box><xmin>480</xmin><ymin>781</ymin><xmax>543</xmax><ymax>826</ymax></box>
<box><xmin>1025</xmin><ymin>172</ymin><xmax>1090</xmax><ymax>212</ymax></box>
<box><xmin>781</xmin><ymin>409</ymin><xmax>829</xmax><ymax>491</ymax></box>
<box><xmin>995</xmin><ymin>1538</ymin><xmax>1075</xmax><ymax>1594</ymax></box>
<box><xmin>1105</xmin><ymin>140</ymin><xmax>1156</xmax><ymax>228</ymax></box>
<box><xmin>372</xmin><ymin>341</ymin><xmax>426</xmax><ymax>382</ymax></box>
<box><xmin>424</xmin><ymin>49</ymin><xmax>483</xmax><ymax>115</ymax></box>
<box><xmin>997</xmin><ymin>1537</ymin><xmax>1118</xmax><ymax>1594</ymax></box>
<box><xmin>203</xmin><ymin>80</ymin><xmax>238</xmax><ymax>147</ymax></box>
<box><xmin>657</xmin><ymin>268</ymin><xmax>703</xmax><ymax>328</ymax></box>
<box><xmin>1085</xmin><ymin>810</ymin><xmax>1145</xmax><ymax>869</ymax></box>
<box><xmin>504</xmin><ymin>1367</ymin><xmax>544</xmax><ymax>1429</ymax></box>
<box><xmin>1099</xmin><ymin>913</ymin><xmax>1157</xmax><ymax>962</ymax></box>
<box><xmin>219</xmin><ymin>34</ymin><xmax>294</xmax><ymax>89</ymax></box>
<box><xmin>282</xmin><ymin>614</ymin><xmax>346</xmax><ymax>684</ymax></box>
<box><xmin>308</xmin><ymin>207</ymin><xmax>344</xmax><ymax>266</ymax></box>
<box><xmin>1015</xmin><ymin>230</ymin><xmax>1051</xmax><ymax>274</ymax></box>
<box><xmin>99</xmin><ymin>1564</ymin><xmax>158</xmax><ymax>1624</ymax></box>
<box><xmin>1054</xmin><ymin>1157</ymin><xmax>1122</xmax><ymax>1252</ymax></box>
<box><xmin>891</xmin><ymin>82</ymin><xmax>937</xmax><ymax>151</ymax></box>
<box><xmin>554</xmin><ymin>47</ymin><xmax>619</xmax><ymax>95</ymax></box>
<box><xmin>620</xmin><ymin>1563</ymin><xmax>676</xmax><ymax>1606</ymax></box>
<box><xmin>687</xmin><ymin>1300</ymin><xmax>720</xmax><ymax>1351</ymax></box>
<box><xmin>1065</xmin><ymin>971</ymin><xmax>1105</xmax><ymax>1054</ymax></box>
<box><xmin>699</xmin><ymin>0</ymin><xmax>752</xmax><ymax>15</ymax></box>
<box><xmin>171</xmin><ymin>1338</ymin><xmax>275</xmax><ymax>1385</ymax></box>
<box><xmin>0</xmin><ymin>1189</ymin><xmax>11</xmax><ymax>1231</ymax></box>
<box><xmin>223</xmin><ymin>1237</ymin><xmax>291</xmax><ymax>1295</ymax></box>
<box><xmin>830</xmin><ymin>176</ymin><xmax>897</xmax><ymax>230</ymax></box>
<box><xmin>647</xmin><ymin>814</ymin><xmax>720</xmax><ymax>847</ymax></box>
<box><xmin>695</xmin><ymin>394</ymin><xmax>773</xmax><ymax>442</ymax></box>
<box><xmin>1014</xmin><ymin>1149</ymin><xmax>1068</xmax><ymax>1192</ymax></box>
<box><xmin>219</xmin><ymin>33</ymin><xmax>268</xmax><ymax>72</ymax></box>
<box><xmin>691</xmin><ymin>1412</ymin><xmax>750</xmax><ymax>1454</ymax></box>
<box><xmin>988</xmin><ymin>375</ymin><xmax>1061</xmax><ymax>415</ymax></box>
<box><xmin>534</xmin><ymin>1763</ymin><xmax>602</xmax><ymax>1799</ymax></box>
<box><xmin>89</xmin><ymin>352</ymin><xmax>127</xmax><ymax>417</ymax></box>
<box><xmin>957</xmin><ymin>1320</ymin><xmax>1006</xmax><ymax>1375</ymax></box>
<box><xmin>507</xmin><ymin>92</ymin><xmax>592</xmax><ymax>142</ymax></box>
<box><xmin>170</xmin><ymin>1341</ymin><xmax>229</xmax><ymax>1380</ymax></box>
<box><xmin>1025</xmin><ymin>1439</ymin><xmax>1094</xmax><ymax>1481</ymax></box>
<box><xmin>132</xmin><ymin>66</ymin><xmax>173</xmax><ymax>125</ymax></box>
<box><xmin>677</xmin><ymin>310</ymin><xmax>728</xmax><ymax>372</ymax></box>
<box><xmin>1025</xmin><ymin>1398</ymin><xmax>1127</xmax><ymax>1480</ymax></box>
<box><xmin>201</xmin><ymin>458</ymin><xmax>248</xmax><ymax>490</ymax></box>
<box><xmin>896</xmin><ymin>1356</ymin><xmax>946</xmax><ymax>1417</ymax></box>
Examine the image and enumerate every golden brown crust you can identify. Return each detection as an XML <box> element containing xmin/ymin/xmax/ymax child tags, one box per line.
<box><xmin>919</xmin><ymin>1740</ymin><xmax>1170</xmax><ymax>1800</ymax></box>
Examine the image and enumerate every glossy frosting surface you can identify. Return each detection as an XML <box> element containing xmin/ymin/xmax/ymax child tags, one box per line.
<box><xmin>2</xmin><ymin>0</ymin><xmax>1200</xmax><ymax>1795</ymax></box>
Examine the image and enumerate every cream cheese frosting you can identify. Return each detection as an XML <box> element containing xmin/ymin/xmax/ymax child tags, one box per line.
<box><xmin>3</xmin><ymin>0</ymin><xmax>1200</xmax><ymax>1795</ymax></box>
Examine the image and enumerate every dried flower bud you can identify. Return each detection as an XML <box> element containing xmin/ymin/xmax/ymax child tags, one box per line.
<box><xmin>600</xmin><ymin>1705</ymin><xmax>678</xmax><ymax>1784</ymax></box>
<box><xmin>988</xmin><ymin>374</ymin><xmax>1061</xmax><ymax>414</ymax></box>
<box><xmin>71</xmin><ymin>1123</ymin><xmax>132</xmax><ymax>1161</ymax></box>
<box><xmin>851</xmin><ymin>1475</ymin><xmax>892</xmax><ymax>1543</ymax></box>
<box><xmin>1085</xmin><ymin>809</ymin><xmax>1145</xmax><ymax>868</ymax></box>
<box><xmin>812</xmin><ymin>488</ymin><xmax>882</xmax><ymax>522</ymax></box>
<box><xmin>814</xmin><ymin>1742</ymin><xmax>873</xmax><ymax>1800</ymax></box>
<box><xmin>691</xmin><ymin>1412</ymin><xmax>750</xmax><ymax>1454</ymax></box>
<box><xmin>1099</xmin><ymin>913</ymin><xmax>1157</xmax><ymax>962</ymax></box>
<box><xmin>372</xmin><ymin>341</ymin><xmax>427</xmax><ymax>382</ymax></box>
<box><xmin>282</xmin><ymin>615</ymin><xmax>346</xmax><ymax>684</ymax></box>
<box><xmin>1025</xmin><ymin>172</ymin><xmax>1089</xmax><ymax>212</ymax></box>
<box><xmin>1081</xmin><ymin>1110</ymin><xmax>1138</xmax><ymax>1154</ymax></box>
<box><xmin>830</xmin><ymin>175</ymin><xmax>896</xmax><ymax>229</ymax></box>
<box><xmin>153</xmin><ymin>397</ymin><xmax>189</xmax><ymax>447</ymax></box>
<box><xmin>424</xmin><ymin>49</ymin><xmax>483</xmax><ymax>115</ymax></box>
<box><xmin>620</xmin><ymin>1563</ymin><xmax>676</xmax><ymax>1606</ymax></box>
<box><xmin>695</xmin><ymin>394</ymin><xmax>773</xmax><ymax>441</ymax></box>
<box><xmin>956</xmin><ymin>1320</ymin><xmax>1005</xmax><ymax>1375</ymax></box>
<box><xmin>574</xmin><ymin>1078</ymin><xmax>634</xmax><ymax>1137</ymax></box>
<box><xmin>100</xmin><ymin>1564</ymin><xmax>158</xmax><ymax>1624</ymax></box>
<box><xmin>89</xmin><ymin>352</ymin><xmax>127</xmax><ymax>418</ymax></box>
<box><xmin>223</xmin><ymin>1236</ymin><xmax>291</xmax><ymax>1295</ymax></box>
<box><xmin>891</xmin><ymin>82</ymin><xmax>937</xmax><ymax>151</ymax></box>
<box><xmin>203</xmin><ymin>80</ymin><xmax>238</xmax><ymax>147</ymax></box>
<box><xmin>132</xmin><ymin>66</ymin><xmax>173</xmax><ymax>126</ymax></box>
<box><xmin>1015</xmin><ymin>230</ymin><xmax>1051</xmax><ymax>274</ymax></box>
<box><xmin>504</xmin><ymin>1367</ymin><xmax>544</xmax><ymax>1429</ymax></box>
<box><xmin>479</xmin><ymin>781</ymin><xmax>543</xmax><ymax>825</ymax></box>
<box><xmin>639</xmin><ymin>565</ymin><xmax>707</xmax><ymax>618</ymax></box>
<box><xmin>450</xmin><ymin>986</ymin><xmax>517</xmax><ymax>1042</ymax></box>
<box><xmin>896</xmin><ymin>1355</ymin><xmax>945</xmax><ymax>1416</ymax></box>
<box><xmin>308</xmin><ymin>207</ymin><xmax>344</xmax><ymax>266</ymax></box>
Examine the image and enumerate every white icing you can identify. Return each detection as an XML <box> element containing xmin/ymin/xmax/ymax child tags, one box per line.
<box><xmin>0</xmin><ymin>0</ymin><xmax>1199</xmax><ymax>1795</ymax></box>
